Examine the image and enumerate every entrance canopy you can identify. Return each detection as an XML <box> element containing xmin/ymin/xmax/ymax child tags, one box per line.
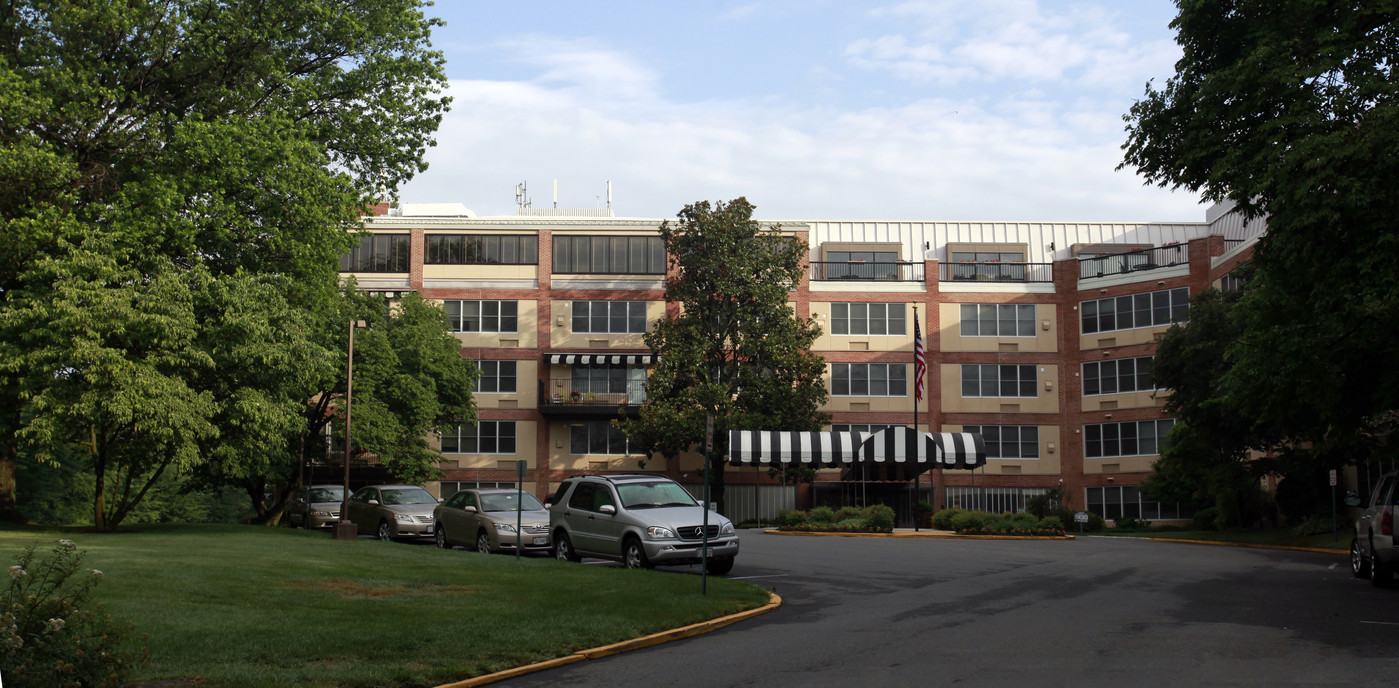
<box><xmin>728</xmin><ymin>428</ymin><xmax>985</xmax><ymax>481</ymax></box>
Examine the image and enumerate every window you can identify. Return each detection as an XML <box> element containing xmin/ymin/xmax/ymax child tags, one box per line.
<box><xmin>830</xmin><ymin>303</ymin><xmax>907</xmax><ymax>336</ymax></box>
<box><xmin>445</xmin><ymin>300</ymin><xmax>518</xmax><ymax>333</ymax></box>
<box><xmin>572</xmin><ymin>301</ymin><xmax>647</xmax><ymax>334</ymax></box>
<box><xmin>570</xmin><ymin>364</ymin><xmax>647</xmax><ymax>401</ymax></box>
<box><xmin>553</xmin><ymin>236</ymin><xmax>665</xmax><ymax>274</ymax></box>
<box><xmin>340</xmin><ymin>234</ymin><xmax>410</xmax><ymax>272</ymax></box>
<box><xmin>831</xmin><ymin>424</ymin><xmax>901</xmax><ymax>435</ymax></box>
<box><xmin>570</xmin><ymin>422</ymin><xmax>633</xmax><ymax>455</ymax></box>
<box><xmin>1084</xmin><ymin>419</ymin><xmax>1176</xmax><ymax>458</ymax></box>
<box><xmin>961</xmin><ymin>425</ymin><xmax>1039</xmax><ymax>459</ymax></box>
<box><xmin>944</xmin><ymin>486</ymin><xmax>1046</xmax><ymax>513</ymax></box>
<box><xmin>831</xmin><ymin>363</ymin><xmax>908</xmax><ymax>396</ymax></box>
<box><xmin>1081</xmin><ymin>287</ymin><xmax>1189</xmax><ymax>335</ymax></box>
<box><xmin>961</xmin><ymin>364</ymin><xmax>1037</xmax><ymax>398</ymax></box>
<box><xmin>949</xmin><ymin>251</ymin><xmax>1026</xmax><ymax>281</ymax></box>
<box><xmin>441</xmin><ymin>421</ymin><xmax>516</xmax><ymax>454</ymax></box>
<box><xmin>959</xmin><ymin>304</ymin><xmax>1036</xmax><ymax>337</ymax></box>
<box><xmin>1083</xmin><ymin>356</ymin><xmax>1155</xmax><ymax>395</ymax></box>
<box><xmin>825</xmin><ymin>250</ymin><xmax>900</xmax><ymax>279</ymax></box>
<box><xmin>474</xmin><ymin>361</ymin><xmax>517</xmax><ymax>394</ymax></box>
<box><xmin>1086</xmin><ymin>485</ymin><xmax>1192</xmax><ymax>521</ymax></box>
<box><xmin>952</xmin><ymin>251</ymin><xmax>1024</xmax><ymax>263</ymax></box>
<box><xmin>425</xmin><ymin>234</ymin><xmax>538</xmax><ymax>265</ymax></box>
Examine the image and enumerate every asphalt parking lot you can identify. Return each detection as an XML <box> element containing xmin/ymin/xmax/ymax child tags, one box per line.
<box><xmin>495</xmin><ymin>530</ymin><xmax>1399</xmax><ymax>687</ymax></box>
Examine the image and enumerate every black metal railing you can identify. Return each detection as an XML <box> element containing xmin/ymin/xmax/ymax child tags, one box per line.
<box><xmin>540</xmin><ymin>379</ymin><xmax>647</xmax><ymax>406</ymax></box>
<box><xmin>1079</xmin><ymin>244</ymin><xmax>1188</xmax><ymax>279</ymax></box>
<box><xmin>938</xmin><ymin>262</ymin><xmax>1053</xmax><ymax>283</ymax></box>
<box><xmin>809</xmin><ymin>261</ymin><xmax>924</xmax><ymax>282</ymax></box>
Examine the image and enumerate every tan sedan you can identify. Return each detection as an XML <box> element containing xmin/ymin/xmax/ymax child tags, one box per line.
<box><xmin>345</xmin><ymin>485</ymin><xmax>440</xmax><ymax>541</ymax></box>
<box><xmin>433</xmin><ymin>488</ymin><xmax>552</xmax><ymax>554</ymax></box>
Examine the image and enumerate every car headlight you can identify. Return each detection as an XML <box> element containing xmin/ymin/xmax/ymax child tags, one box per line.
<box><xmin>646</xmin><ymin>526</ymin><xmax>676</xmax><ymax>539</ymax></box>
<box><xmin>394</xmin><ymin>513</ymin><xmax>415</xmax><ymax>522</ymax></box>
<box><xmin>493</xmin><ymin>523</ymin><xmax>517</xmax><ymax>533</ymax></box>
<box><xmin>721</xmin><ymin>522</ymin><xmax>735</xmax><ymax>535</ymax></box>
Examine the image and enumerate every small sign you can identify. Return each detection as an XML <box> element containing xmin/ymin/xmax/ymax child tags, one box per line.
<box><xmin>1329</xmin><ymin>469</ymin><xmax>1337</xmax><ymax>487</ymax></box>
<box><xmin>1074</xmin><ymin>512</ymin><xmax>1089</xmax><ymax>523</ymax></box>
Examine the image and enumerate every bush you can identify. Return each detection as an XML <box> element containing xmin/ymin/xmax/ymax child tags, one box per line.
<box><xmin>864</xmin><ymin>504</ymin><xmax>896</xmax><ymax>531</ymax></box>
<box><xmin>1114</xmin><ymin>516</ymin><xmax>1142</xmax><ymax>531</ymax></box>
<box><xmin>950</xmin><ymin>511</ymin><xmax>986</xmax><ymax>533</ymax></box>
<box><xmin>914</xmin><ymin>501</ymin><xmax>934</xmax><ymax>528</ymax></box>
<box><xmin>808</xmin><ymin>506</ymin><xmax>837</xmax><ymax>525</ymax></box>
<box><xmin>1192</xmin><ymin>506</ymin><xmax>1223</xmax><ymax>531</ymax></box>
<box><xmin>1290</xmin><ymin>514</ymin><xmax>1339</xmax><ymax>536</ymax></box>
<box><xmin>835</xmin><ymin>518</ymin><xmax>868</xmax><ymax>531</ymax></box>
<box><xmin>1025</xmin><ymin>494</ymin><xmax>1052</xmax><ymax>519</ymax></box>
<box><xmin>932</xmin><ymin>508</ymin><xmax>965</xmax><ymax>531</ymax></box>
<box><xmin>1084</xmin><ymin>512</ymin><xmax>1105</xmax><ymax>532</ymax></box>
<box><xmin>834</xmin><ymin>506</ymin><xmax>864</xmax><ymax>522</ymax></box>
<box><xmin>1</xmin><ymin>540</ymin><xmax>145</xmax><ymax>687</ymax></box>
<box><xmin>1039</xmin><ymin>515</ymin><xmax>1064</xmax><ymax>530</ymax></box>
<box><xmin>777</xmin><ymin>509</ymin><xmax>807</xmax><ymax>527</ymax></box>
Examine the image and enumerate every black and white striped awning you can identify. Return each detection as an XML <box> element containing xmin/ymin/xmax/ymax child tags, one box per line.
<box><xmin>547</xmin><ymin>353</ymin><xmax>655</xmax><ymax>365</ymax></box>
<box><xmin>728</xmin><ymin>428</ymin><xmax>985</xmax><ymax>480</ymax></box>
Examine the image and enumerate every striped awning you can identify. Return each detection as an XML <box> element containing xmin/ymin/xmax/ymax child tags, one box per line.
<box><xmin>727</xmin><ymin>428</ymin><xmax>985</xmax><ymax>480</ymax></box>
<box><xmin>548</xmin><ymin>353</ymin><xmax>655</xmax><ymax>365</ymax></box>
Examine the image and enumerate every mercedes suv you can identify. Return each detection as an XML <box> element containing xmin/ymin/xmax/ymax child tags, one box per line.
<box><xmin>1351</xmin><ymin>470</ymin><xmax>1399</xmax><ymax>587</ymax></box>
<box><xmin>548</xmin><ymin>474</ymin><xmax>739</xmax><ymax>574</ymax></box>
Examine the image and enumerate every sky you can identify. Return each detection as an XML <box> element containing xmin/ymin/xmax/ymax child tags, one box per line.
<box><xmin>396</xmin><ymin>0</ymin><xmax>1206</xmax><ymax>223</ymax></box>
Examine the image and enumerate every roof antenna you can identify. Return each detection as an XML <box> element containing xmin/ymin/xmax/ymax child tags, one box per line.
<box><xmin>515</xmin><ymin>182</ymin><xmax>531</xmax><ymax>209</ymax></box>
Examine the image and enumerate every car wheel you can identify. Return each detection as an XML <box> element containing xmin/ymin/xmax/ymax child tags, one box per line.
<box><xmin>1352</xmin><ymin>537</ymin><xmax>1371</xmax><ymax>578</ymax></box>
<box><xmin>555</xmin><ymin>532</ymin><xmax>580</xmax><ymax>562</ymax></box>
<box><xmin>477</xmin><ymin>531</ymin><xmax>494</xmax><ymax>555</ymax></box>
<box><xmin>435</xmin><ymin>526</ymin><xmax>449</xmax><ymax>549</ymax></box>
<box><xmin>706</xmin><ymin>557</ymin><xmax>735</xmax><ymax>575</ymax></box>
<box><xmin>376</xmin><ymin>520</ymin><xmax>393</xmax><ymax>541</ymax></box>
<box><xmin>623</xmin><ymin>537</ymin><xmax>651</xmax><ymax>569</ymax></box>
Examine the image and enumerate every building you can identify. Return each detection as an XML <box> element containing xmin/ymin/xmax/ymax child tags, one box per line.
<box><xmin>340</xmin><ymin>199</ymin><xmax>1265</xmax><ymax>525</ymax></box>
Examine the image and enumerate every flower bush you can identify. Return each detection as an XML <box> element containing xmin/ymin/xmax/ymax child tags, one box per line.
<box><xmin>1</xmin><ymin>539</ymin><xmax>144</xmax><ymax>687</ymax></box>
<box><xmin>932</xmin><ymin>508</ymin><xmax>1067</xmax><ymax>536</ymax></box>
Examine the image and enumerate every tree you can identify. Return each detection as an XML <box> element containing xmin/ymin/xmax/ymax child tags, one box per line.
<box><xmin>0</xmin><ymin>0</ymin><xmax>450</xmax><ymax>520</ymax></box>
<box><xmin>1122</xmin><ymin>2</ymin><xmax>1399</xmax><ymax>475</ymax></box>
<box><xmin>619</xmin><ymin>198</ymin><xmax>830</xmax><ymax>511</ymax></box>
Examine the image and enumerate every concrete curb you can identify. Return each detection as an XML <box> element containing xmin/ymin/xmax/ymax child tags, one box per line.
<box><xmin>1143</xmin><ymin>537</ymin><xmax>1347</xmax><ymax>554</ymax></box>
<box><xmin>761</xmin><ymin>528</ymin><xmax>1076</xmax><ymax>541</ymax></box>
<box><xmin>433</xmin><ymin>591</ymin><xmax>783</xmax><ymax>688</ymax></box>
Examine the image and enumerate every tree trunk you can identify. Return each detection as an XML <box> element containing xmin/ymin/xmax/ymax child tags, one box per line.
<box><xmin>0</xmin><ymin>443</ymin><xmax>22</xmax><ymax>523</ymax></box>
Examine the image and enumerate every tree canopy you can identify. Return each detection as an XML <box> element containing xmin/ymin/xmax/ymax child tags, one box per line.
<box><xmin>619</xmin><ymin>198</ymin><xmax>830</xmax><ymax>510</ymax></box>
<box><xmin>1122</xmin><ymin>2</ymin><xmax>1399</xmax><ymax>478</ymax></box>
<box><xmin>0</xmin><ymin>0</ymin><xmax>454</xmax><ymax>525</ymax></box>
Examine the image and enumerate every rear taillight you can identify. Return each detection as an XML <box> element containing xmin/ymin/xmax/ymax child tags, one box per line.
<box><xmin>1382</xmin><ymin>507</ymin><xmax>1393</xmax><ymax>536</ymax></box>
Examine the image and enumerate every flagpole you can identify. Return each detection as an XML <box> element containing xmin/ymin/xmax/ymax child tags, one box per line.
<box><xmin>912</xmin><ymin>306</ymin><xmax>923</xmax><ymax>531</ymax></box>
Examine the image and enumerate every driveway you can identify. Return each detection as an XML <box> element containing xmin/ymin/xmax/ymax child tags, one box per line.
<box><xmin>498</xmin><ymin>530</ymin><xmax>1399</xmax><ymax>687</ymax></box>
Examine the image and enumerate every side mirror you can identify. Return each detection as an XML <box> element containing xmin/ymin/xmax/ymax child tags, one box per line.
<box><xmin>368</xmin><ymin>499</ymin><xmax>380</xmax><ymax>506</ymax></box>
<box><xmin>599</xmin><ymin>504</ymin><xmax>617</xmax><ymax>515</ymax></box>
<box><xmin>1345</xmin><ymin>496</ymin><xmax>1361</xmax><ymax>508</ymax></box>
<box><xmin>463</xmin><ymin>506</ymin><xmax>477</xmax><ymax>513</ymax></box>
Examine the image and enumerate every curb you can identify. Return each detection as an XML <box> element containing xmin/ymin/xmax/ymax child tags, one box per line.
<box><xmin>762</xmin><ymin>528</ymin><xmax>1075</xmax><ymax>541</ymax></box>
<box><xmin>433</xmin><ymin>591</ymin><xmax>783</xmax><ymax>688</ymax></box>
<box><xmin>1143</xmin><ymin>537</ymin><xmax>1347</xmax><ymax>554</ymax></box>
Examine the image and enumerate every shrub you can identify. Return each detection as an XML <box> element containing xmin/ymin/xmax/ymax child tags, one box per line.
<box><xmin>1291</xmin><ymin>514</ymin><xmax>1340</xmax><ymax>536</ymax></box>
<box><xmin>1</xmin><ymin>540</ymin><xmax>145</xmax><ymax>687</ymax></box>
<box><xmin>1084</xmin><ymin>512</ymin><xmax>1105</xmax><ymax>532</ymax></box>
<box><xmin>1192</xmin><ymin>506</ymin><xmax>1222</xmax><ymax>531</ymax></box>
<box><xmin>1007</xmin><ymin>512</ymin><xmax>1038</xmax><ymax>530</ymax></box>
<box><xmin>932</xmin><ymin>508</ymin><xmax>965</xmax><ymax>531</ymax></box>
<box><xmin>865</xmin><ymin>504</ymin><xmax>896</xmax><ymax>531</ymax></box>
<box><xmin>777</xmin><ymin>509</ymin><xmax>807</xmax><ymax>527</ymax></box>
<box><xmin>834</xmin><ymin>506</ymin><xmax>864</xmax><ymax>522</ymax></box>
<box><xmin>835</xmin><ymin>518</ymin><xmax>867</xmax><ymax>531</ymax></box>
<box><xmin>1114</xmin><ymin>516</ymin><xmax>1142</xmax><ymax>531</ymax></box>
<box><xmin>1025</xmin><ymin>494</ymin><xmax>1053</xmax><ymax>518</ymax></box>
<box><xmin>1039</xmin><ymin>515</ymin><xmax>1063</xmax><ymax>531</ymax></box>
<box><xmin>914</xmin><ymin>501</ymin><xmax>934</xmax><ymax>528</ymax></box>
<box><xmin>950</xmin><ymin>511</ymin><xmax>986</xmax><ymax>533</ymax></box>
<box><xmin>808</xmin><ymin>506</ymin><xmax>837</xmax><ymax>525</ymax></box>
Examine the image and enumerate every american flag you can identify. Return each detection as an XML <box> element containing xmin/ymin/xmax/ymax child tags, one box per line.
<box><xmin>913</xmin><ymin>316</ymin><xmax>926</xmax><ymax>403</ymax></box>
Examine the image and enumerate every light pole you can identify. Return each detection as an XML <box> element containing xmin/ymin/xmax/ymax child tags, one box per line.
<box><xmin>334</xmin><ymin>319</ymin><xmax>368</xmax><ymax>540</ymax></box>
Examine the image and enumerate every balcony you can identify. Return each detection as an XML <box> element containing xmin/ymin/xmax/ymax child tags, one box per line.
<box><xmin>939</xmin><ymin>262</ymin><xmax>1053</xmax><ymax>283</ymax></box>
<box><xmin>810</xmin><ymin>261</ymin><xmax>924</xmax><ymax>282</ymax></box>
<box><xmin>1079</xmin><ymin>244</ymin><xmax>1188</xmax><ymax>279</ymax></box>
<box><xmin>537</xmin><ymin>379</ymin><xmax>646</xmax><ymax>419</ymax></box>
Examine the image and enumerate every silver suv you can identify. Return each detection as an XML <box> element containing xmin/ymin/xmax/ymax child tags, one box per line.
<box><xmin>1351</xmin><ymin>470</ymin><xmax>1399</xmax><ymax>587</ymax></box>
<box><xmin>548</xmin><ymin>474</ymin><xmax>739</xmax><ymax>575</ymax></box>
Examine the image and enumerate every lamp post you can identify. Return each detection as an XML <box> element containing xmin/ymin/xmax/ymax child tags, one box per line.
<box><xmin>334</xmin><ymin>319</ymin><xmax>368</xmax><ymax>541</ymax></box>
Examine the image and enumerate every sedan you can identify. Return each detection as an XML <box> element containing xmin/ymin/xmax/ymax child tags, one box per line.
<box><xmin>345</xmin><ymin>485</ymin><xmax>439</xmax><ymax>541</ymax></box>
<box><xmin>434</xmin><ymin>488</ymin><xmax>552</xmax><ymax>554</ymax></box>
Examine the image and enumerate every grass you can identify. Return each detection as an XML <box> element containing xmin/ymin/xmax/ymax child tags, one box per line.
<box><xmin>1086</xmin><ymin>526</ymin><xmax>1352</xmax><ymax>552</ymax></box>
<box><xmin>0</xmin><ymin>524</ymin><xmax>771</xmax><ymax>688</ymax></box>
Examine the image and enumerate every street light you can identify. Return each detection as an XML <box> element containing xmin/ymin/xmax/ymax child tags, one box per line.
<box><xmin>334</xmin><ymin>319</ymin><xmax>368</xmax><ymax>541</ymax></box>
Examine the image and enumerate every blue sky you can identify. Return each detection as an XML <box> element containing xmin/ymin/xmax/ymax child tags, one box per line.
<box><xmin>397</xmin><ymin>1</ymin><xmax>1205</xmax><ymax>222</ymax></box>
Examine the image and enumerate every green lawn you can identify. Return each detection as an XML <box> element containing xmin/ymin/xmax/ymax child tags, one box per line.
<box><xmin>1089</xmin><ymin>526</ymin><xmax>1352</xmax><ymax>552</ymax></box>
<box><xmin>0</xmin><ymin>525</ymin><xmax>771</xmax><ymax>688</ymax></box>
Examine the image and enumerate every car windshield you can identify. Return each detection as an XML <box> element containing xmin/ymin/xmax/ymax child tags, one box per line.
<box><xmin>308</xmin><ymin>487</ymin><xmax>344</xmax><ymax>502</ymax></box>
<box><xmin>617</xmin><ymin>481</ymin><xmax>698</xmax><ymax>509</ymax></box>
<box><xmin>379</xmin><ymin>487</ymin><xmax>437</xmax><ymax>505</ymax></box>
<box><xmin>480</xmin><ymin>492</ymin><xmax>546</xmax><ymax>513</ymax></box>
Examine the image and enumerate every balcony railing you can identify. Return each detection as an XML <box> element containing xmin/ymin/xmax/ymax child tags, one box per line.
<box><xmin>1079</xmin><ymin>244</ymin><xmax>1188</xmax><ymax>279</ymax></box>
<box><xmin>540</xmin><ymin>379</ymin><xmax>647</xmax><ymax>407</ymax></box>
<box><xmin>939</xmin><ymin>262</ymin><xmax>1053</xmax><ymax>283</ymax></box>
<box><xmin>809</xmin><ymin>261</ymin><xmax>924</xmax><ymax>282</ymax></box>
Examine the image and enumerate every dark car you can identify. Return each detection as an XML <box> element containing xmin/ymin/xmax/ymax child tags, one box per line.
<box><xmin>434</xmin><ymin>488</ymin><xmax>552</xmax><ymax>554</ymax></box>
<box><xmin>344</xmin><ymin>485</ymin><xmax>439</xmax><ymax>541</ymax></box>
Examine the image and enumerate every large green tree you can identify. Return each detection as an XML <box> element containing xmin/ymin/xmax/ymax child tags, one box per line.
<box><xmin>619</xmin><ymin>198</ymin><xmax>830</xmax><ymax>510</ymax></box>
<box><xmin>0</xmin><ymin>0</ymin><xmax>451</xmax><ymax>521</ymax></box>
<box><xmin>1122</xmin><ymin>2</ymin><xmax>1399</xmax><ymax>470</ymax></box>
